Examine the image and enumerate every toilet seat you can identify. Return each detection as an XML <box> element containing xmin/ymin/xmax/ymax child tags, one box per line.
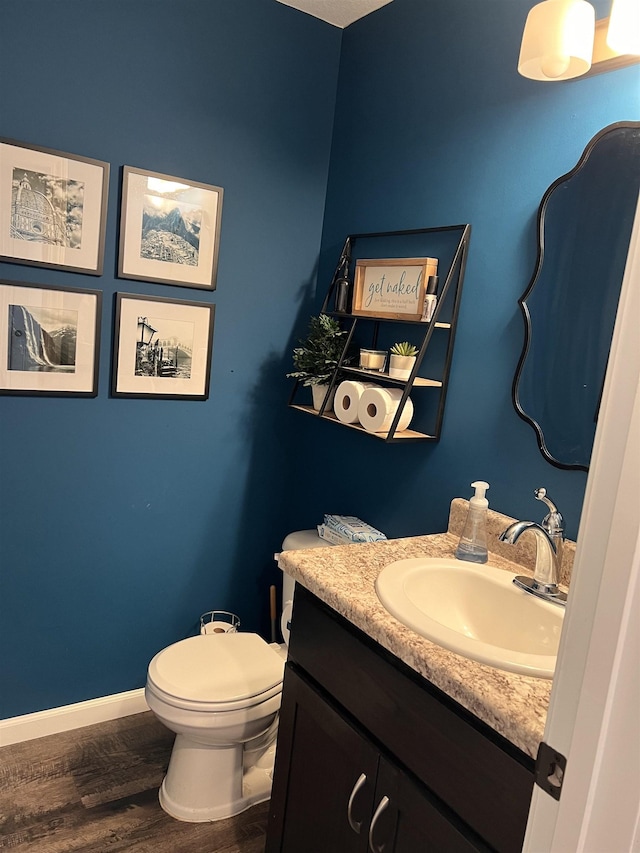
<box><xmin>147</xmin><ymin>632</ymin><xmax>285</xmax><ymax>712</ymax></box>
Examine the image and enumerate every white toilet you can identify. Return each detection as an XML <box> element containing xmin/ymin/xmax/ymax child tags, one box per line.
<box><xmin>145</xmin><ymin>529</ymin><xmax>332</xmax><ymax>822</ymax></box>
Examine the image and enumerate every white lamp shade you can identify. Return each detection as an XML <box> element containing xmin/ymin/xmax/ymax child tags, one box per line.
<box><xmin>518</xmin><ymin>0</ymin><xmax>596</xmax><ymax>81</ymax></box>
<box><xmin>607</xmin><ymin>0</ymin><xmax>640</xmax><ymax>56</ymax></box>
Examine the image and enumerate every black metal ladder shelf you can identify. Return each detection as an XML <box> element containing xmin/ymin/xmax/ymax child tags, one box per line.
<box><xmin>288</xmin><ymin>224</ymin><xmax>471</xmax><ymax>443</ymax></box>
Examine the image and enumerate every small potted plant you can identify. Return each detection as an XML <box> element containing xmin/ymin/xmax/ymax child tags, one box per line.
<box><xmin>389</xmin><ymin>341</ymin><xmax>419</xmax><ymax>380</ymax></box>
<box><xmin>287</xmin><ymin>314</ymin><xmax>348</xmax><ymax>410</ymax></box>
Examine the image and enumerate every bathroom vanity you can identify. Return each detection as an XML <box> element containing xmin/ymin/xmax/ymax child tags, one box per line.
<box><xmin>266</xmin><ymin>502</ymin><xmax>572</xmax><ymax>853</ymax></box>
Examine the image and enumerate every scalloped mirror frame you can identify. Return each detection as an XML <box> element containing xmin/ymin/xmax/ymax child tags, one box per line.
<box><xmin>512</xmin><ymin>121</ymin><xmax>640</xmax><ymax>471</ymax></box>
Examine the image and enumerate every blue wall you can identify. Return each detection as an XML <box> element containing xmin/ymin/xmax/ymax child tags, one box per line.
<box><xmin>0</xmin><ymin>0</ymin><xmax>341</xmax><ymax>718</ymax></box>
<box><xmin>1</xmin><ymin>0</ymin><xmax>639</xmax><ymax>720</ymax></box>
<box><xmin>285</xmin><ymin>0</ymin><xmax>639</xmax><ymax>543</ymax></box>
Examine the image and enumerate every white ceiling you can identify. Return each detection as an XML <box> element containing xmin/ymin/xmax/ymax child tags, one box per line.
<box><xmin>275</xmin><ymin>0</ymin><xmax>394</xmax><ymax>28</ymax></box>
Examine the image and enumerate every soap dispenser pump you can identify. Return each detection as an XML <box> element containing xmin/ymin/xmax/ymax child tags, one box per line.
<box><xmin>455</xmin><ymin>481</ymin><xmax>490</xmax><ymax>564</ymax></box>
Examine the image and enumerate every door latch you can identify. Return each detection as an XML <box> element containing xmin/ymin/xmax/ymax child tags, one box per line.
<box><xmin>535</xmin><ymin>741</ymin><xmax>567</xmax><ymax>801</ymax></box>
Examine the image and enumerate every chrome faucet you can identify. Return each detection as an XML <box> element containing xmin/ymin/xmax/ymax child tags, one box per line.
<box><xmin>499</xmin><ymin>488</ymin><xmax>567</xmax><ymax>606</ymax></box>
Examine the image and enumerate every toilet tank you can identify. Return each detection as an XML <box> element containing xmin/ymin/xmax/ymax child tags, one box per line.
<box><xmin>277</xmin><ymin>530</ymin><xmax>334</xmax><ymax>644</ymax></box>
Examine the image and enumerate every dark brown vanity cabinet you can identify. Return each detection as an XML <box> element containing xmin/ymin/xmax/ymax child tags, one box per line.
<box><xmin>268</xmin><ymin>666</ymin><xmax>482</xmax><ymax>853</ymax></box>
<box><xmin>266</xmin><ymin>586</ymin><xmax>535</xmax><ymax>853</ymax></box>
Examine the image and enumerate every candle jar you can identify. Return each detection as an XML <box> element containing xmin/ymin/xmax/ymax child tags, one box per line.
<box><xmin>359</xmin><ymin>348</ymin><xmax>387</xmax><ymax>371</ymax></box>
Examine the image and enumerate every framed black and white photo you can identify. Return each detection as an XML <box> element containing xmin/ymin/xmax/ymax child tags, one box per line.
<box><xmin>0</xmin><ymin>138</ymin><xmax>109</xmax><ymax>275</ymax></box>
<box><xmin>111</xmin><ymin>293</ymin><xmax>214</xmax><ymax>400</ymax></box>
<box><xmin>0</xmin><ymin>279</ymin><xmax>101</xmax><ymax>396</ymax></box>
<box><xmin>118</xmin><ymin>167</ymin><xmax>224</xmax><ymax>290</ymax></box>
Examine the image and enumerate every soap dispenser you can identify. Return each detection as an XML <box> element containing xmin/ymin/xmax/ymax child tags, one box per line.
<box><xmin>455</xmin><ymin>481</ymin><xmax>490</xmax><ymax>563</ymax></box>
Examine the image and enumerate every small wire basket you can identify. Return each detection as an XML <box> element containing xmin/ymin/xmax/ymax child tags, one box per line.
<box><xmin>199</xmin><ymin>610</ymin><xmax>241</xmax><ymax>635</ymax></box>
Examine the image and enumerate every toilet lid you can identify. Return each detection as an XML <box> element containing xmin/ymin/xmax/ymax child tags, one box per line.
<box><xmin>148</xmin><ymin>633</ymin><xmax>285</xmax><ymax>704</ymax></box>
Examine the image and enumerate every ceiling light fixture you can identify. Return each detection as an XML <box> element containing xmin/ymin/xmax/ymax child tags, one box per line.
<box><xmin>518</xmin><ymin>0</ymin><xmax>595</xmax><ymax>80</ymax></box>
<box><xmin>518</xmin><ymin>0</ymin><xmax>640</xmax><ymax>81</ymax></box>
<box><xmin>606</xmin><ymin>0</ymin><xmax>640</xmax><ymax>56</ymax></box>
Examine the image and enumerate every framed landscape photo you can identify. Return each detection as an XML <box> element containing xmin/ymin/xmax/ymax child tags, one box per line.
<box><xmin>0</xmin><ymin>279</ymin><xmax>101</xmax><ymax>396</ymax></box>
<box><xmin>352</xmin><ymin>257</ymin><xmax>438</xmax><ymax>321</ymax></box>
<box><xmin>0</xmin><ymin>138</ymin><xmax>109</xmax><ymax>275</ymax></box>
<box><xmin>111</xmin><ymin>292</ymin><xmax>214</xmax><ymax>400</ymax></box>
<box><xmin>118</xmin><ymin>166</ymin><xmax>224</xmax><ymax>290</ymax></box>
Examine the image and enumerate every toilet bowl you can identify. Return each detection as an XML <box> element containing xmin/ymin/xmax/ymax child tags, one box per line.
<box><xmin>146</xmin><ymin>529</ymin><xmax>334</xmax><ymax>822</ymax></box>
<box><xmin>146</xmin><ymin>632</ymin><xmax>285</xmax><ymax>821</ymax></box>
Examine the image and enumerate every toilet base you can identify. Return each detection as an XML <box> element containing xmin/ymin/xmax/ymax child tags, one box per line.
<box><xmin>158</xmin><ymin>733</ymin><xmax>276</xmax><ymax>822</ymax></box>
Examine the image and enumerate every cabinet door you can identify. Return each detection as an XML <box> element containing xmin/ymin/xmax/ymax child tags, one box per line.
<box><xmin>368</xmin><ymin>758</ymin><xmax>488</xmax><ymax>853</ymax></box>
<box><xmin>267</xmin><ymin>666</ymin><xmax>378</xmax><ymax>853</ymax></box>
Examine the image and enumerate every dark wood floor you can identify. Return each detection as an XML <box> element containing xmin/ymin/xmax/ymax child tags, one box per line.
<box><xmin>0</xmin><ymin>711</ymin><xmax>268</xmax><ymax>852</ymax></box>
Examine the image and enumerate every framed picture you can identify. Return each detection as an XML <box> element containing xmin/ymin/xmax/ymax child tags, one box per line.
<box><xmin>118</xmin><ymin>166</ymin><xmax>224</xmax><ymax>290</ymax></box>
<box><xmin>111</xmin><ymin>292</ymin><xmax>214</xmax><ymax>400</ymax></box>
<box><xmin>0</xmin><ymin>138</ymin><xmax>109</xmax><ymax>275</ymax></box>
<box><xmin>0</xmin><ymin>279</ymin><xmax>101</xmax><ymax>396</ymax></box>
<box><xmin>352</xmin><ymin>257</ymin><xmax>438</xmax><ymax>321</ymax></box>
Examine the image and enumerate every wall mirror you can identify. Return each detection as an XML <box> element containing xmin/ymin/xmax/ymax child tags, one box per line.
<box><xmin>513</xmin><ymin>121</ymin><xmax>640</xmax><ymax>471</ymax></box>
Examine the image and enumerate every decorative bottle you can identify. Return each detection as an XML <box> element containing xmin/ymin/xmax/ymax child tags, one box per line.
<box><xmin>421</xmin><ymin>275</ymin><xmax>440</xmax><ymax>322</ymax></box>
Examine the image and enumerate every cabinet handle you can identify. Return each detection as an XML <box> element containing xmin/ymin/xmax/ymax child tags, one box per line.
<box><xmin>347</xmin><ymin>772</ymin><xmax>367</xmax><ymax>834</ymax></box>
<box><xmin>368</xmin><ymin>795</ymin><xmax>390</xmax><ymax>852</ymax></box>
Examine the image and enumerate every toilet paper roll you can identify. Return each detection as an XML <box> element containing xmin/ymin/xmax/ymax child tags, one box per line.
<box><xmin>358</xmin><ymin>387</ymin><xmax>414</xmax><ymax>433</ymax></box>
<box><xmin>201</xmin><ymin>621</ymin><xmax>237</xmax><ymax>635</ymax></box>
<box><xmin>334</xmin><ymin>380</ymin><xmax>378</xmax><ymax>424</ymax></box>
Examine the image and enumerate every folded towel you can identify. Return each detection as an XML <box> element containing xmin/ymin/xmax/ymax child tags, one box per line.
<box><xmin>320</xmin><ymin>515</ymin><xmax>387</xmax><ymax>543</ymax></box>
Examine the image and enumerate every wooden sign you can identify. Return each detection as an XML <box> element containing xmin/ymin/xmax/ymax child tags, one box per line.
<box><xmin>352</xmin><ymin>257</ymin><xmax>438</xmax><ymax>321</ymax></box>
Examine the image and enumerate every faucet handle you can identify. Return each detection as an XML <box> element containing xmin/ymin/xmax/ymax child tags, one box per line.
<box><xmin>534</xmin><ymin>488</ymin><xmax>563</xmax><ymax>536</ymax></box>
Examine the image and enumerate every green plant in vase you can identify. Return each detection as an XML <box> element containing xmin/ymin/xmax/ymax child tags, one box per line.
<box><xmin>287</xmin><ymin>314</ymin><xmax>349</xmax><ymax>410</ymax></box>
<box><xmin>390</xmin><ymin>341</ymin><xmax>419</xmax><ymax>357</ymax></box>
<box><xmin>389</xmin><ymin>341</ymin><xmax>419</xmax><ymax>380</ymax></box>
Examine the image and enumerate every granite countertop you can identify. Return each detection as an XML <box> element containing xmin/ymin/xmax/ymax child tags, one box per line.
<box><xmin>278</xmin><ymin>501</ymin><xmax>571</xmax><ymax>760</ymax></box>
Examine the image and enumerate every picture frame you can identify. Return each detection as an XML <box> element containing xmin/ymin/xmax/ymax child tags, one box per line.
<box><xmin>118</xmin><ymin>166</ymin><xmax>224</xmax><ymax>290</ymax></box>
<box><xmin>0</xmin><ymin>279</ymin><xmax>102</xmax><ymax>397</ymax></box>
<box><xmin>352</xmin><ymin>257</ymin><xmax>438</xmax><ymax>321</ymax></box>
<box><xmin>0</xmin><ymin>137</ymin><xmax>109</xmax><ymax>275</ymax></box>
<box><xmin>111</xmin><ymin>292</ymin><xmax>214</xmax><ymax>400</ymax></box>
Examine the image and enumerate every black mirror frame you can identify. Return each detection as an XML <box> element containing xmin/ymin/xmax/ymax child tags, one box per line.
<box><xmin>512</xmin><ymin>120</ymin><xmax>640</xmax><ymax>473</ymax></box>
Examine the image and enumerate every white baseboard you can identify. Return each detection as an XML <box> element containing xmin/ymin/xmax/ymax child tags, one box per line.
<box><xmin>0</xmin><ymin>688</ymin><xmax>149</xmax><ymax>747</ymax></box>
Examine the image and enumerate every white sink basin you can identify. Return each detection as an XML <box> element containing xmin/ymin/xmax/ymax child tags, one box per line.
<box><xmin>375</xmin><ymin>558</ymin><xmax>564</xmax><ymax>678</ymax></box>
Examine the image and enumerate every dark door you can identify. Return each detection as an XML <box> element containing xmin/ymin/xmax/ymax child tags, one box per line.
<box><xmin>267</xmin><ymin>666</ymin><xmax>378</xmax><ymax>853</ymax></box>
<box><xmin>369</xmin><ymin>758</ymin><xmax>487</xmax><ymax>853</ymax></box>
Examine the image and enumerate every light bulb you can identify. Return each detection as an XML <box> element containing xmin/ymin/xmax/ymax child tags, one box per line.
<box><xmin>541</xmin><ymin>54</ymin><xmax>572</xmax><ymax>77</ymax></box>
